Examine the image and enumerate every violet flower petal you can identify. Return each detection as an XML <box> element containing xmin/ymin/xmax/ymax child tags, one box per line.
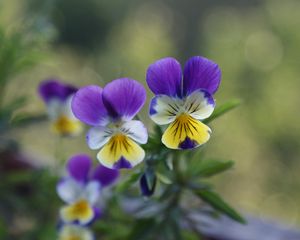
<box><xmin>146</xmin><ymin>57</ymin><xmax>182</xmax><ymax>97</ymax></box>
<box><xmin>183</xmin><ymin>56</ymin><xmax>221</xmax><ymax>96</ymax></box>
<box><xmin>67</xmin><ymin>154</ymin><xmax>92</xmax><ymax>182</ymax></box>
<box><xmin>38</xmin><ymin>79</ymin><xmax>77</xmax><ymax>103</ymax></box>
<box><xmin>71</xmin><ymin>85</ymin><xmax>108</xmax><ymax>126</ymax></box>
<box><xmin>102</xmin><ymin>78</ymin><xmax>146</xmax><ymax>121</ymax></box>
<box><xmin>92</xmin><ymin>165</ymin><xmax>119</xmax><ymax>187</ymax></box>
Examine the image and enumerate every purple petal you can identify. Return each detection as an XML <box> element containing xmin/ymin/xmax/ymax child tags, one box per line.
<box><xmin>92</xmin><ymin>165</ymin><xmax>119</xmax><ymax>187</ymax></box>
<box><xmin>83</xmin><ymin>207</ymin><xmax>102</xmax><ymax>227</ymax></box>
<box><xmin>38</xmin><ymin>79</ymin><xmax>77</xmax><ymax>103</ymax></box>
<box><xmin>183</xmin><ymin>56</ymin><xmax>221</xmax><ymax>96</ymax></box>
<box><xmin>93</xmin><ymin>207</ymin><xmax>102</xmax><ymax>221</ymax></box>
<box><xmin>146</xmin><ymin>57</ymin><xmax>182</xmax><ymax>97</ymax></box>
<box><xmin>71</xmin><ymin>85</ymin><xmax>108</xmax><ymax>126</ymax></box>
<box><xmin>102</xmin><ymin>78</ymin><xmax>146</xmax><ymax>120</ymax></box>
<box><xmin>67</xmin><ymin>154</ymin><xmax>92</xmax><ymax>182</ymax></box>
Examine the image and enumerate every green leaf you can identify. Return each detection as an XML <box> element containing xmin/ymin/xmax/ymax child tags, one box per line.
<box><xmin>156</xmin><ymin>171</ymin><xmax>172</xmax><ymax>184</ymax></box>
<box><xmin>116</xmin><ymin>171</ymin><xmax>141</xmax><ymax>193</ymax></box>
<box><xmin>193</xmin><ymin>160</ymin><xmax>234</xmax><ymax>177</ymax></box>
<box><xmin>10</xmin><ymin>113</ymin><xmax>47</xmax><ymax>127</ymax></box>
<box><xmin>203</xmin><ymin>99</ymin><xmax>241</xmax><ymax>124</ymax></box>
<box><xmin>144</xmin><ymin>169</ymin><xmax>156</xmax><ymax>191</ymax></box>
<box><xmin>195</xmin><ymin>190</ymin><xmax>246</xmax><ymax>224</ymax></box>
<box><xmin>7</xmin><ymin>96</ymin><xmax>28</xmax><ymax>110</ymax></box>
<box><xmin>127</xmin><ymin>218</ymin><xmax>157</xmax><ymax>240</ymax></box>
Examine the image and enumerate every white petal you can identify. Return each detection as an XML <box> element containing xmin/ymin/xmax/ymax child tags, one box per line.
<box><xmin>120</xmin><ymin>120</ymin><xmax>148</xmax><ymax>144</ymax></box>
<box><xmin>87</xmin><ymin>126</ymin><xmax>113</xmax><ymax>150</ymax></box>
<box><xmin>149</xmin><ymin>95</ymin><xmax>182</xmax><ymax>125</ymax></box>
<box><xmin>47</xmin><ymin>98</ymin><xmax>63</xmax><ymax>120</ymax></box>
<box><xmin>184</xmin><ymin>90</ymin><xmax>215</xmax><ymax>120</ymax></box>
<box><xmin>56</xmin><ymin>178</ymin><xmax>83</xmax><ymax>204</ymax></box>
<box><xmin>82</xmin><ymin>181</ymin><xmax>101</xmax><ymax>205</ymax></box>
<box><xmin>62</xmin><ymin>95</ymin><xmax>77</xmax><ymax>120</ymax></box>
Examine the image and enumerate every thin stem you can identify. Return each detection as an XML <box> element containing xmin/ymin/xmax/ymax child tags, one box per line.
<box><xmin>54</xmin><ymin>135</ymin><xmax>64</xmax><ymax>172</ymax></box>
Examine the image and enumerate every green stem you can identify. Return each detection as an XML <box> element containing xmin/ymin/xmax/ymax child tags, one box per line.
<box><xmin>54</xmin><ymin>135</ymin><xmax>65</xmax><ymax>172</ymax></box>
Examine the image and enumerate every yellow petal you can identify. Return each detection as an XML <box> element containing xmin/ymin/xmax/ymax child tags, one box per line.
<box><xmin>162</xmin><ymin>114</ymin><xmax>211</xmax><ymax>149</ymax></box>
<box><xmin>97</xmin><ymin>134</ymin><xmax>145</xmax><ymax>169</ymax></box>
<box><xmin>52</xmin><ymin>115</ymin><xmax>82</xmax><ymax>136</ymax></box>
<box><xmin>59</xmin><ymin>225</ymin><xmax>93</xmax><ymax>240</ymax></box>
<box><xmin>60</xmin><ymin>199</ymin><xmax>94</xmax><ymax>224</ymax></box>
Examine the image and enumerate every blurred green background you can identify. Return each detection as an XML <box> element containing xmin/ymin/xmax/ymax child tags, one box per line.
<box><xmin>1</xmin><ymin>0</ymin><xmax>300</xmax><ymax>238</ymax></box>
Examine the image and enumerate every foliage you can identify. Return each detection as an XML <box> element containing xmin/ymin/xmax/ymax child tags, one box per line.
<box><xmin>0</xmin><ymin>28</ymin><xmax>46</xmax><ymax>136</ymax></box>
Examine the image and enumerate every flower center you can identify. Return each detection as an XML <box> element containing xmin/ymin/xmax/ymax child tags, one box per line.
<box><xmin>107</xmin><ymin>134</ymin><xmax>130</xmax><ymax>156</ymax></box>
<box><xmin>70</xmin><ymin>199</ymin><xmax>90</xmax><ymax>216</ymax></box>
<box><xmin>53</xmin><ymin>115</ymin><xmax>81</xmax><ymax>135</ymax></box>
<box><xmin>175</xmin><ymin>113</ymin><xmax>191</xmax><ymax>123</ymax></box>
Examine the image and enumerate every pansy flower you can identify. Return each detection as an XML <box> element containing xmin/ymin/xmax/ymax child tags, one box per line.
<box><xmin>71</xmin><ymin>78</ymin><xmax>148</xmax><ymax>169</ymax></box>
<box><xmin>58</xmin><ymin>224</ymin><xmax>94</xmax><ymax>240</ymax></box>
<box><xmin>57</xmin><ymin>154</ymin><xmax>119</xmax><ymax>225</ymax></box>
<box><xmin>38</xmin><ymin>79</ymin><xmax>82</xmax><ymax>136</ymax></box>
<box><xmin>147</xmin><ymin>56</ymin><xmax>221</xmax><ymax>149</ymax></box>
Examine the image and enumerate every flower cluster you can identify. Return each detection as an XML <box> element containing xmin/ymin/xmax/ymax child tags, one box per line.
<box><xmin>38</xmin><ymin>55</ymin><xmax>223</xmax><ymax>238</ymax></box>
<box><xmin>57</xmin><ymin>154</ymin><xmax>118</xmax><ymax>239</ymax></box>
<box><xmin>39</xmin><ymin>56</ymin><xmax>220</xmax><ymax>170</ymax></box>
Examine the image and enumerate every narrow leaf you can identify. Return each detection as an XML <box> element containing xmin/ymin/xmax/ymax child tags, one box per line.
<box><xmin>203</xmin><ymin>99</ymin><xmax>241</xmax><ymax>124</ymax></box>
<box><xmin>127</xmin><ymin>218</ymin><xmax>157</xmax><ymax>240</ymax></box>
<box><xmin>116</xmin><ymin>172</ymin><xmax>141</xmax><ymax>192</ymax></box>
<box><xmin>10</xmin><ymin>113</ymin><xmax>47</xmax><ymax>127</ymax></box>
<box><xmin>195</xmin><ymin>160</ymin><xmax>234</xmax><ymax>177</ymax></box>
<box><xmin>156</xmin><ymin>172</ymin><xmax>172</xmax><ymax>184</ymax></box>
<box><xmin>195</xmin><ymin>190</ymin><xmax>246</xmax><ymax>224</ymax></box>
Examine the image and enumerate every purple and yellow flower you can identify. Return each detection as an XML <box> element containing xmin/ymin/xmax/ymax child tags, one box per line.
<box><xmin>58</xmin><ymin>224</ymin><xmax>94</xmax><ymax>240</ymax></box>
<box><xmin>38</xmin><ymin>79</ymin><xmax>82</xmax><ymax>136</ymax></box>
<box><xmin>147</xmin><ymin>56</ymin><xmax>221</xmax><ymax>149</ymax></box>
<box><xmin>57</xmin><ymin>154</ymin><xmax>119</xmax><ymax>225</ymax></box>
<box><xmin>71</xmin><ymin>78</ymin><xmax>148</xmax><ymax>169</ymax></box>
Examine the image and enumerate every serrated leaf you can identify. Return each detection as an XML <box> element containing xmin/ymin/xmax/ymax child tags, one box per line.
<box><xmin>156</xmin><ymin>172</ymin><xmax>172</xmax><ymax>184</ymax></box>
<box><xmin>195</xmin><ymin>190</ymin><xmax>246</xmax><ymax>224</ymax></box>
<box><xmin>116</xmin><ymin>172</ymin><xmax>141</xmax><ymax>192</ymax></box>
<box><xmin>194</xmin><ymin>160</ymin><xmax>234</xmax><ymax>177</ymax></box>
<box><xmin>203</xmin><ymin>99</ymin><xmax>241</xmax><ymax>124</ymax></box>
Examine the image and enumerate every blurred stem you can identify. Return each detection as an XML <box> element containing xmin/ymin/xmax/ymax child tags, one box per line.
<box><xmin>0</xmin><ymin>82</ymin><xmax>6</xmax><ymax>107</ymax></box>
<box><xmin>173</xmin><ymin>151</ymin><xmax>185</xmax><ymax>185</ymax></box>
<box><xmin>173</xmin><ymin>151</ymin><xmax>180</xmax><ymax>175</ymax></box>
<box><xmin>54</xmin><ymin>135</ymin><xmax>65</xmax><ymax>171</ymax></box>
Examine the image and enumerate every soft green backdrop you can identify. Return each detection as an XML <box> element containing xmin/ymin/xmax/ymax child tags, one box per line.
<box><xmin>1</xmin><ymin>0</ymin><xmax>300</xmax><ymax>233</ymax></box>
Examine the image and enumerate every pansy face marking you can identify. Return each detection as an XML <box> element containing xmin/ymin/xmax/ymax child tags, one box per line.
<box><xmin>147</xmin><ymin>56</ymin><xmax>221</xmax><ymax>149</ymax></box>
<box><xmin>38</xmin><ymin>80</ymin><xmax>82</xmax><ymax>136</ymax></box>
<box><xmin>72</xmin><ymin>78</ymin><xmax>148</xmax><ymax>169</ymax></box>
